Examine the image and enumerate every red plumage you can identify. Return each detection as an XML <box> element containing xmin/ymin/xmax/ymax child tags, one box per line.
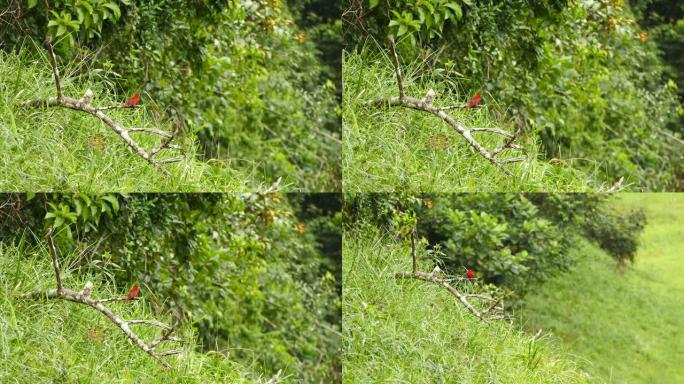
<box><xmin>466</xmin><ymin>92</ymin><xmax>481</xmax><ymax>109</ymax></box>
<box><xmin>466</xmin><ymin>269</ymin><xmax>475</xmax><ymax>280</ymax></box>
<box><xmin>125</xmin><ymin>284</ymin><xmax>140</xmax><ymax>302</ymax></box>
<box><xmin>123</xmin><ymin>93</ymin><xmax>141</xmax><ymax>107</ymax></box>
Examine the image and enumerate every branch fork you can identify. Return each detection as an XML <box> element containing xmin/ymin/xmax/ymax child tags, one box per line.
<box><xmin>395</xmin><ymin>232</ymin><xmax>504</xmax><ymax>322</ymax></box>
<box><xmin>26</xmin><ymin>230</ymin><xmax>183</xmax><ymax>369</ymax></box>
<box><xmin>365</xmin><ymin>36</ymin><xmax>526</xmax><ymax>176</ymax></box>
<box><xmin>26</xmin><ymin>39</ymin><xmax>184</xmax><ymax>176</ymax></box>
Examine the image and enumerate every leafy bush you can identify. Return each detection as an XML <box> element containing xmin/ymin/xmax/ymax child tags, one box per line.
<box><xmin>0</xmin><ymin>193</ymin><xmax>341</xmax><ymax>382</ymax></box>
<box><xmin>419</xmin><ymin>194</ymin><xmax>576</xmax><ymax>294</ymax></box>
<box><xmin>344</xmin><ymin>193</ymin><xmax>649</xmax><ymax>296</ymax></box>
<box><xmin>584</xmin><ymin>207</ymin><xmax>646</xmax><ymax>268</ymax></box>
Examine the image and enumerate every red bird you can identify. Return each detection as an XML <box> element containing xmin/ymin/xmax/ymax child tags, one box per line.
<box><xmin>466</xmin><ymin>269</ymin><xmax>475</xmax><ymax>280</ymax></box>
<box><xmin>466</xmin><ymin>92</ymin><xmax>481</xmax><ymax>109</ymax></box>
<box><xmin>122</xmin><ymin>93</ymin><xmax>141</xmax><ymax>108</ymax></box>
<box><xmin>125</xmin><ymin>284</ymin><xmax>140</xmax><ymax>302</ymax></box>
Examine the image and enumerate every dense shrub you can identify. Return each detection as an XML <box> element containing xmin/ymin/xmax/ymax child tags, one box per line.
<box><xmin>0</xmin><ymin>193</ymin><xmax>341</xmax><ymax>382</ymax></box>
<box><xmin>584</xmin><ymin>206</ymin><xmax>647</xmax><ymax>268</ymax></box>
<box><xmin>419</xmin><ymin>194</ymin><xmax>575</xmax><ymax>294</ymax></box>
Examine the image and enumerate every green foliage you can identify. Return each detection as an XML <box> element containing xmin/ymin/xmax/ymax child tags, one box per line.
<box><xmin>420</xmin><ymin>194</ymin><xmax>576</xmax><ymax>294</ymax></box>
<box><xmin>345</xmin><ymin>0</ymin><xmax>684</xmax><ymax>190</ymax></box>
<box><xmin>345</xmin><ymin>193</ymin><xmax>647</xmax><ymax>296</ymax></box>
<box><xmin>27</xmin><ymin>0</ymin><xmax>130</xmax><ymax>48</ymax></box>
<box><xmin>0</xmin><ymin>193</ymin><xmax>342</xmax><ymax>382</ymax></box>
<box><xmin>584</xmin><ymin>206</ymin><xmax>646</xmax><ymax>266</ymax></box>
<box><xmin>342</xmin><ymin>48</ymin><xmax>595</xmax><ymax>192</ymax></box>
<box><xmin>0</xmin><ymin>47</ymin><xmax>248</xmax><ymax>192</ymax></box>
<box><xmin>371</xmin><ymin>0</ymin><xmax>469</xmax><ymax>45</ymax></box>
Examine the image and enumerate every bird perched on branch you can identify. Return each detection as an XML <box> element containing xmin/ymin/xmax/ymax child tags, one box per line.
<box><xmin>424</xmin><ymin>88</ymin><xmax>436</xmax><ymax>105</ymax></box>
<box><xmin>123</xmin><ymin>93</ymin><xmax>141</xmax><ymax>108</ymax></box>
<box><xmin>125</xmin><ymin>283</ymin><xmax>140</xmax><ymax>302</ymax></box>
<box><xmin>466</xmin><ymin>269</ymin><xmax>475</xmax><ymax>281</ymax></box>
<box><xmin>466</xmin><ymin>92</ymin><xmax>481</xmax><ymax>109</ymax></box>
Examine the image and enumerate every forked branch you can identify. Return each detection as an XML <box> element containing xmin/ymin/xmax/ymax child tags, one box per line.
<box><xmin>26</xmin><ymin>39</ymin><xmax>184</xmax><ymax>176</ymax></box>
<box><xmin>396</xmin><ymin>231</ymin><xmax>504</xmax><ymax>321</ymax></box>
<box><xmin>365</xmin><ymin>36</ymin><xmax>525</xmax><ymax>176</ymax></box>
<box><xmin>26</xmin><ymin>230</ymin><xmax>183</xmax><ymax>369</ymax></box>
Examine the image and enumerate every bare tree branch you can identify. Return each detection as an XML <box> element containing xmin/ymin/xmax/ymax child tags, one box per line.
<box><xmin>27</xmin><ymin>232</ymin><xmax>183</xmax><ymax>369</ymax></box>
<box><xmin>46</xmin><ymin>229</ymin><xmax>63</xmax><ymax>293</ymax></box>
<box><xmin>27</xmin><ymin>41</ymin><xmax>185</xmax><ymax>176</ymax></box>
<box><xmin>387</xmin><ymin>36</ymin><xmax>405</xmax><ymax>99</ymax></box>
<box><xmin>395</xmin><ymin>234</ymin><xmax>504</xmax><ymax>322</ymax></box>
<box><xmin>410</xmin><ymin>230</ymin><xmax>417</xmax><ymax>275</ymax></box>
<box><xmin>365</xmin><ymin>37</ymin><xmax>526</xmax><ymax>176</ymax></box>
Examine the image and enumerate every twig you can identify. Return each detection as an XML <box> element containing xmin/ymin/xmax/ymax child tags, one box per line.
<box><xmin>44</xmin><ymin>38</ymin><xmax>62</xmax><ymax>100</ymax></box>
<box><xmin>388</xmin><ymin>36</ymin><xmax>404</xmax><ymax>99</ymax></box>
<box><xmin>410</xmin><ymin>230</ymin><xmax>417</xmax><ymax>274</ymax></box>
<box><xmin>46</xmin><ymin>229</ymin><xmax>63</xmax><ymax>293</ymax></box>
<box><xmin>365</xmin><ymin>36</ymin><xmax>525</xmax><ymax>176</ymax></box>
<box><xmin>27</xmin><ymin>41</ymin><xmax>184</xmax><ymax>176</ymax></box>
<box><xmin>26</xmin><ymin>232</ymin><xmax>183</xmax><ymax>369</ymax></box>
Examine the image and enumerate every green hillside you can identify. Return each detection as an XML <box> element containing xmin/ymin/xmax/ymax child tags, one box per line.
<box><xmin>521</xmin><ymin>194</ymin><xmax>684</xmax><ymax>383</ymax></box>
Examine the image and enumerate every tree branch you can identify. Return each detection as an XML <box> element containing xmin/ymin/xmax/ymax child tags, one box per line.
<box><xmin>27</xmin><ymin>232</ymin><xmax>183</xmax><ymax>369</ymax></box>
<box><xmin>395</xmin><ymin>237</ymin><xmax>504</xmax><ymax>322</ymax></box>
<box><xmin>27</xmin><ymin>41</ymin><xmax>185</xmax><ymax>176</ymax></box>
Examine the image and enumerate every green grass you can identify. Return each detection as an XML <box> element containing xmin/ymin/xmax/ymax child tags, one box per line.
<box><xmin>0</xmin><ymin>241</ymin><xmax>281</xmax><ymax>383</ymax></box>
<box><xmin>342</xmin><ymin>43</ymin><xmax>605</xmax><ymax>192</ymax></box>
<box><xmin>0</xmin><ymin>48</ymin><xmax>291</xmax><ymax>192</ymax></box>
<box><xmin>343</xmin><ymin>231</ymin><xmax>592</xmax><ymax>383</ymax></box>
<box><xmin>521</xmin><ymin>193</ymin><xmax>684</xmax><ymax>383</ymax></box>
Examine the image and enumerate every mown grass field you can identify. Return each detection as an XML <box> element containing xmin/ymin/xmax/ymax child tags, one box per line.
<box><xmin>521</xmin><ymin>193</ymin><xmax>684</xmax><ymax>383</ymax></box>
<box><xmin>343</xmin><ymin>231</ymin><xmax>592</xmax><ymax>383</ymax></box>
<box><xmin>0</xmin><ymin>241</ymin><xmax>276</xmax><ymax>383</ymax></box>
<box><xmin>342</xmin><ymin>44</ymin><xmax>605</xmax><ymax>193</ymax></box>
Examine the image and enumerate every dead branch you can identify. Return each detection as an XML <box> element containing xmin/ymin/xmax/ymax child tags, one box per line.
<box><xmin>26</xmin><ymin>231</ymin><xmax>182</xmax><ymax>369</ymax></box>
<box><xmin>26</xmin><ymin>39</ymin><xmax>184</xmax><ymax>176</ymax></box>
<box><xmin>395</xmin><ymin>233</ymin><xmax>504</xmax><ymax>321</ymax></box>
<box><xmin>365</xmin><ymin>36</ymin><xmax>525</xmax><ymax>176</ymax></box>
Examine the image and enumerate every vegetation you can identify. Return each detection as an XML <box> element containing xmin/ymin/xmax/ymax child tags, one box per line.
<box><xmin>0</xmin><ymin>0</ymin><xmax>341</xmax><ymax>191</ymax></box>
<box><xmin>522</xmin><ymin>193</ymin><xmax>684</xmax><ymax>383</ymax></box>
<box><xmin>343</xmin><ymin>231</ymin><xmax>592</xmax><ymax>383</ymax></box>
<box><xmin>0</xmin><ymin>193</ymin><xmax>342</xmax><ymax>382</ymax></box>
<box><xmin>343</xmin><ymin>192</ymin><xmax>666</xmax><ymax>383</ymax></box>
<box><xmin>343</xmin><ymin>0</ymin><xmax>684</xmax><ymax>191</ymax></box>
<box><xmin>344</xmin><ymin>193</ymin><xmax>644</xmax><ymax>296</ymax></box>
<box><xmin>0</xmin><ymin>243</ymin><xmax>257</xmax><ymax>383</ymax></box>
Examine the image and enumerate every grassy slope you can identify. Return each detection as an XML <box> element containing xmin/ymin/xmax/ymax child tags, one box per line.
<box><xmin>342</xmin><ymin>45</ymin><xmax>599</xmax><ymax>193</ymax></box>
<box><xmin>343</xmin><ymin>232</ymin><xmax>591</xmax><ymax>383</ymax></box>
<box><xmin>0</xmin><ymin>242</ymin><xmax>279</xmax><ymax>383</ymax></box>
<box><xmin>521</xmin><ymin>193</ymin><xmax>684</xmax><ymax>383</ymax></box>
<box><xmin>0</xmin><ymin>49</ymin><xmax>275</xmax><ymax>193</ymax></box>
